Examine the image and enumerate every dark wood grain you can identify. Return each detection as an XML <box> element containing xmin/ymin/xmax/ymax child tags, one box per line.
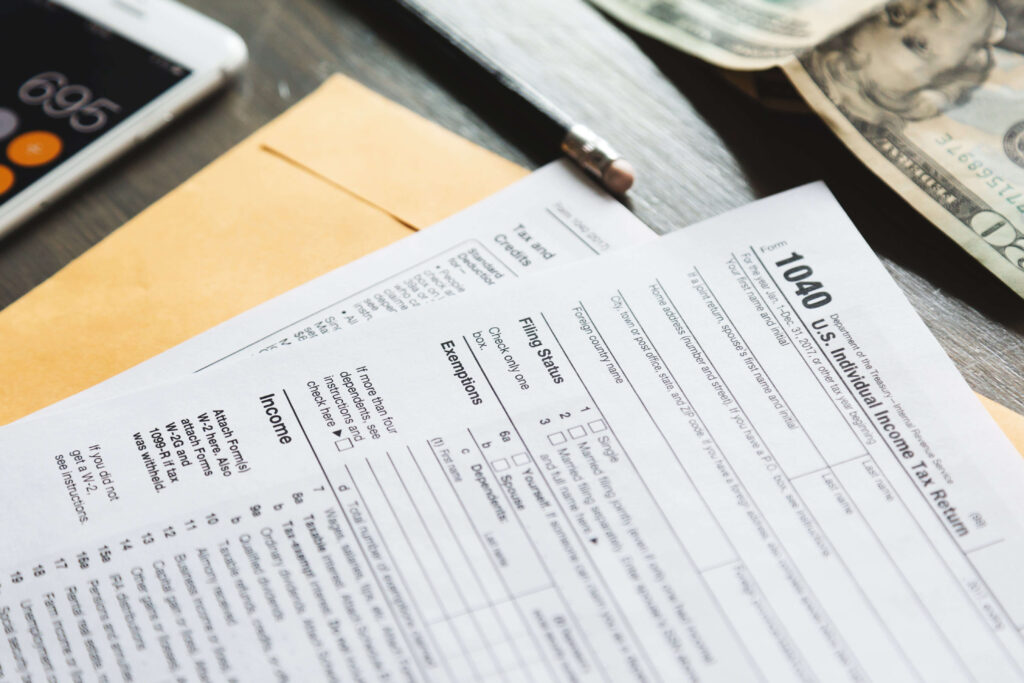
<box><xmin>1</xmin><ymin>0</ymin><xmax>1021</xmax><ymax>414</ymax></box>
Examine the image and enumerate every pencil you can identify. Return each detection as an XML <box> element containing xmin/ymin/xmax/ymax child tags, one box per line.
<box><xmin>383</xmin><ymin>0</ymin><xmax>636</xmax><ymax>194</ymax></box>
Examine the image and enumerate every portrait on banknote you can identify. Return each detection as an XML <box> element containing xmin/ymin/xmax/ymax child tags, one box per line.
<box><xmin>786</xmin><ymin>0</ymin><xmax>1024</xmax><ymax>296</ymax></box>
<box><xmin>586</xmin><ymin>0</ymin><xmax>1024</xmax><ymax>294</ymax></box>
<box><xmin>803</xmin><ymin>0</ymin><xmax>1014</xmax><ymax>126</ymax></box>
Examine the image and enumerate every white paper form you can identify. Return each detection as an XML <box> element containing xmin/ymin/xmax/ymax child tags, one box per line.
<box><xmin>30</xmin><ymin>161</ymin><xmax>656</xmax><ymax>419</ymax></box>
<box><xmin>3</xmin><ymin>185</ymin><xmax>1024</xmax><ymax>682</ymax></box>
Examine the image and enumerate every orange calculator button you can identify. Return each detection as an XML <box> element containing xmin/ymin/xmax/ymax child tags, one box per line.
<box><xmin>0</xmin><ymin>165</ymin><xmax>13</xmax><ymax>195</ymax></box>
<box><xmin>8</xmin><ymin>131</ymin><xmax>62</xmax><ymax>167</ymax></box>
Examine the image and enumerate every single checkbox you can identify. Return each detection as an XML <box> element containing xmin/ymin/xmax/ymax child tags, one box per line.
<box><xmin>492</xmin><ymin>458</ymin><xmax>510</xmax><ymax>472</ymax></box>
<box><xmin>335</xmin><ymin>438</ymin><xmax>354</xmax><ymax>452</ymax></box>
<box><xmin>568</xmin><ymin>425</ymin><xmax>587</xmax><ymax>439</ymax></box>
<box><xmin>587</xmin><ymin>419</ymin><xmax>607</xmax><ymax>433</ymax></box>
<box><xmin>512</xmin><ymin>453</ymin><xmax>530</xmax><ymax>466</ymax></box>
<box><xmin>547</xmin><ymin>431</ymin><xmax>566</xmax><ymax>445</ymax></box>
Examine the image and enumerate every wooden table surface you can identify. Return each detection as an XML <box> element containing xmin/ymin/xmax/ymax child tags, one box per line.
<box><xmin>1</xmin><ymin>0</ymin><xmax>1021</xmax><ymax>414</ymax></box>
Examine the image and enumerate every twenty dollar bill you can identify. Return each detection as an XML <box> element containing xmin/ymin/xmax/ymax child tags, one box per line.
<box><xmin>592</xmin><ymin>0</ymin><xmax>1024</xmax><ymax>296</ymax></box>
<box><xmin>784</xmin><ymin>0</ymin><xmax>1024</xmax><ymax>297</ymax></box>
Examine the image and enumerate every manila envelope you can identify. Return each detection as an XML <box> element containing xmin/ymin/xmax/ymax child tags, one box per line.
<box><xmin>0</xmin><ymin>75</ymin><xmax>525</xmax><ymax>423</ymax></box>
<box><xmin>1</xmin><ymin>74</ymin><xmax>1021</xmax><ymax>453</ymax></box>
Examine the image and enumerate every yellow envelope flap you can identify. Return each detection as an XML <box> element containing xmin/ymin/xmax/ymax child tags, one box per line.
<box><xmin>0</xmin><ymin>139</ymin><xmax>414</xmax><ymax>423</ymax></box>
<box><xmin>255</xmin><ymin>75</ymin><xmax>528</xmax><ymax>230</ymax></box>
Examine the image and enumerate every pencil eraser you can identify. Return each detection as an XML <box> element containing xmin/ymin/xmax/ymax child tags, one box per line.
<box><xmin>604</xmin><ymin>160</ymin><xmax>636</xmax><ymax>194</ymax></box>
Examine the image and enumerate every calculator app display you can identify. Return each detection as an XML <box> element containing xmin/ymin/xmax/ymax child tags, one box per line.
<box><xmin>0</xmin><ymin>0</ymin><xmax>190</xmax><ymax>207</ymax></box>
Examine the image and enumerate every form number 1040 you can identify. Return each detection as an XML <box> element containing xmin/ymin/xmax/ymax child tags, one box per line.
<box><xmin>774</xmin><ymin>252</ymin><xmax>833</xmax><ymax>310</ymax></box>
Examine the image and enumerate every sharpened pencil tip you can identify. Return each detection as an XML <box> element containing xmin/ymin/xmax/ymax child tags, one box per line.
<box><xmin>604</xmin><ymin>159</ymin><xmax>636</xmax><ymax>194</ymax></box>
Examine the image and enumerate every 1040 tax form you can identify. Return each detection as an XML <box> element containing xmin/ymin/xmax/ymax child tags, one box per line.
<box><xmin>2</xmin><ymin>183</ymin><xmax>1023</xmax><ymax>681</ymax></box>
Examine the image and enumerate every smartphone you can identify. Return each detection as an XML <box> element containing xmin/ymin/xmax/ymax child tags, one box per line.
<box><xmin>0</xmin><ymin>0</ymin><xmax>247</xmax><ymax>237</ymax></box>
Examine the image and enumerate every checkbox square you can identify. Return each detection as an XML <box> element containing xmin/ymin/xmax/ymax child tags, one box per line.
<box><xmin>568</xmin><ymin>425</ymin><xmax>587</xmax><ymax>439</ymax></box>
<box><xmin>588</xmin><ymin>419</ymin><xmax>607</xmax><ymax>433</ymax></box>
<box><xmin>492</xmin><ymin>458</ymin><xmax>510</xmax><ymax>472</ymax></box>
<box><xmin>334</xmin><ymin>438</ymin><xmax>354</xmax><ymax>452</ymax></box>
<box><xmin>547</xmin><ymin>431</ymin><xmax>566</xmax><ymax>445</ymax></box>
<box><xmin>512</xmin><ymin>453</ymin><xmax>530</xmax><ymax>466</ymax></box>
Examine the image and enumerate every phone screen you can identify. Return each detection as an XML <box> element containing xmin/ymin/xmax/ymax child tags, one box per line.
<box><xmin>0</xmin><ymin>0</ymin><xmax>191</xmax><ymax>208</ymax></box>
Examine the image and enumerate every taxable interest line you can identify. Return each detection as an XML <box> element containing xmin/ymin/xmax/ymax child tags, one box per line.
<box><xmin>363</xmin><ymin>456</ymin><xmax>481</xmax><ymax>683</ymax></box>
<box><xmin>280</xmin><ymin>389</ymin><xmax>432</xmax><ymax>682</ymax></box>
<box><xmin>345</xmin><ymin>464</ymin><xmax>457</xmax><ymax>680</ymax></box>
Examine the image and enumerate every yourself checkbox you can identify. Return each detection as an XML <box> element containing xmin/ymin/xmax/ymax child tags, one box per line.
<box><xmin>492</xmin><ymin>458</ymin><xmax>510</xmax><ymax>472</ymax></box>
<box><xmin>547</xmin><ymin>431</ymin><xmax>566</xmax><ymax>445</ymax></box>
<box><xmin>335</xmin><ymin>438</ymin><xmax>354</xmax><ymax>452</ymax></box>
<box><xmin>568</xmin><ymin>425</ymin><xmax>586</xmax><ymax>439</ymax></box>
<box><xmin>512</xmin><ymin>453</ymin><xmax>530</xmax><ymax>466</ymax></box>
<box><xmin>588</xmin><ymin>419</ymin><xmax>607</xmax><ymax>433</ymax></box>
